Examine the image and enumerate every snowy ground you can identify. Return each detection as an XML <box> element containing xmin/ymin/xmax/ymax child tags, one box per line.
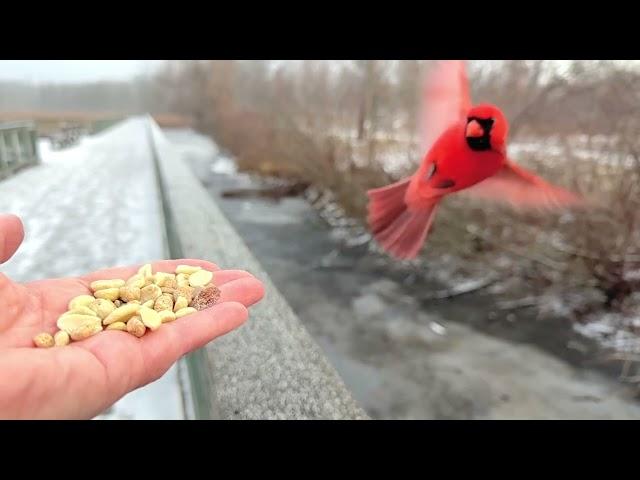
<box><xmin>0</xmin><ymin>117</ymin><xmax>186</xmax><ymax>420</ymax></box>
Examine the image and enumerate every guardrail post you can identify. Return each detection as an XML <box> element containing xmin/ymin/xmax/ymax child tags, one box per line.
<box><xmin>11</xmin><ymin>130</ymin><xmax>22</xmax><ymax>168</ymax></box>
<box><xmin>31</xmin><ymin>127</ymin><xmax>40</xmax><ymax>165</ymax></box>
<box><xmin>21</xmin><ymin>128</ymin><xmax>32</xmax><ymax>162</ymax></box>
<box><xmin>0</xmin><ymin>131</ymin><xmax>7</xmax><ymax>177</ymax></box>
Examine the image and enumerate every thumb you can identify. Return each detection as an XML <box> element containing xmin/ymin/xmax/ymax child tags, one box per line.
<box><xmin>0</xmin><ymin>214</ymin><xmax>24</xmax><ymax>264</ymax></box>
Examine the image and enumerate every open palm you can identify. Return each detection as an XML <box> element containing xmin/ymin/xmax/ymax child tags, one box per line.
<box><xmin>0</xmin><ymin>214</ymin><xmax>265</xmax><ymax>419</ymax></box>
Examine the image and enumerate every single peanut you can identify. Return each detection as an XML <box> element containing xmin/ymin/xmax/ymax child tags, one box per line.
<box><xmin>95</xmin><ymin>299</ymin><xmax>118</xmax><ymax>316</ymax></box>
<box><xmin>140</xmin><ymin>284</ymin><xmax>162</xmax><ymax>304</ymax></box>
<box><xmin>125</xmin><ymin>273</ymin><xmax>145</xmax><ymax>288</ymax></box>
<box><xmin>139</xmin><ymin>306</ymin><xmax>162</xmax><ymax>331</ymax></box>
<box><xmin>176</xmin><ymin>273</ymin><xmax>190</xmax><ymax>287</ymax></box>
<box><xmin>176</xmin><ymin>265</ymin><xmax>202</xmax><ymax>275</ymax></box>
<box><xmin>175</xmin><ymin>307</ymin><xmax>197</xmax><ymax>318</ymax></box>
<box><xmin>94</xmin><ymin>288</ymin><xmax>120</xmax><ymax>301</ymax></box>
<box><xmin>88</xmin><ymin>298</ymin><xmax>116</xmax><ymax>319</ymax></box>
<box><xmin>114</xmin><ymin>300</ymin><xmax>122</xmax><ymax>307</ymax></box>
<box><xmin>188</xmin><ymin>270</ymin><xmax>213</xmax><ymax>288</ymax></box>
<box><xmin>138</xmin><ymin>263</ymin><xmax>152</xmax><ymax>278</ymax></box>
<box><xmin>54</xmin><ymin>330</ymin><xmax>70</xmax><ymax>346</ymax></box>
<box><xmin>70</xmin><ymin>322</ymin><xmax>103</xmax><ymax>341</ymax></box>
<box><xmin>191</xmin><ymin>284</ymin><xmax>221</xmax><ymax>311</ymax></box>
<box><xmin>90</xmin><ymin>279</ymin><xmax>125</xmax><ymax>292</ymax></box>
<box><xmin>173</xmin><ymin>285</ymin><xmax>194</xmax><ymax>303</ymax></box>
<box><xmin>154</xmin><ymin>294</ymin><xmax>174</xmax><ymax>312</ymax></box>
<box><xmin>66</xmin><ymin>306</ymin><xmax>100</xmax><ymax>317</ymax></box>
<box><xmin>158</xmin><ymin>310</ymin><xmax>176</xmax><ymax>323</ymax></box>
<box><xmin>106</xmin><ymin>322</ymin><xmax>127</xmax><ymax>331</ymax></box>
<box><xmin>33</xmin><ymin>332</ymin><xmax>54</xmax><ymax>348</ymax></box>
<box><xmin>68</xmin><ymin>295</ymin><xmax>95</xmax><ymax>311</ymax></box>
<box><xmin>103</xmin><ymin>303</ymin><xmax>141</xmax><ymax>326</ymax></box>
<box><xmin>126</xmin><ymin>316</ymin><xmax>146</xmax><ymax>337</ymax></box>
<box><xmin>58</xmin><ymin>314</ymin><xmax>103</xmax><ymax>334</ymax></box>
<box><xmin>173</xmin><ymin>296</ymin><xmax>189</xmax><ymax>312</ymax></box>
<box><xmin>119</xmin><ymin>285</ymin><xmax>141</xmax><ymax>302</ymax></box>
<box><xmin>154</xmin><ymin>272</ymin><xmax>176</xmax><ymax>287</ymax></box>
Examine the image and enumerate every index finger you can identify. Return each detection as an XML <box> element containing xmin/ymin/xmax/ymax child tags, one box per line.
<box><xmin>79</xmin><ymin>258</ymin><xmax>220</xmax><ymax>285</ymax></box>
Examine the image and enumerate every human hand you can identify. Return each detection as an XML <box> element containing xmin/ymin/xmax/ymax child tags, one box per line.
<box><xmin>0</xmin><ymin>214</ymin><xmax>264</xmax><ymax>419</ymax></box>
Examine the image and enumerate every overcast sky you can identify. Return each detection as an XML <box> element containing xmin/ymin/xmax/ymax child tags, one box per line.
<box><xmin>2</xmin><ymin>60</ymin><xmax>637</xmax><ymax>85</ymax></box>
<box><xmin>0</xmin><ymin>60</ymin><xmax>167</xmax><ymax>83</ymax></box>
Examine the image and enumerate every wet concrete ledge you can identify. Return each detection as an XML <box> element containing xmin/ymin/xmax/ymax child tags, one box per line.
<box><xmin>146</xmin><ymin>117</ymin><xmax>368</xmax><ymax>420</ymax></box>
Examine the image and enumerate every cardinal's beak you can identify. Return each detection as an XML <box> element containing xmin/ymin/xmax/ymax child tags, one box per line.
<box><xmin>465</xmin><ymin>119</ymin><xmax>484</xmax><ymax>138</ymax></box>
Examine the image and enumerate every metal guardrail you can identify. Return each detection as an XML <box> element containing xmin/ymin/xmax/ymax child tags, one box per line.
<box><xmin>0</xmin><ymin>121</ymin><xmax>40</xmax><ymax>180</ymax></box>
<box><xmin>146</xmin><ymin>116</ymin><xmax>368</xmax><ymax>420</ymax></box>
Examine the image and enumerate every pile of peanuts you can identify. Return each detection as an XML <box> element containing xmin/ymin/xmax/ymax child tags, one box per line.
<box><xmin>33</xmin><ymin>263</ymin><xmax>220</xmax><ymax>348</ymax></box>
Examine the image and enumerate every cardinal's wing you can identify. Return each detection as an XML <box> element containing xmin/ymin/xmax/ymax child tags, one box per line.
<box><xmin>419</xmin><ymin>60</ymin><xmax>473</xmax><ymax>154</ymax></box>
<box><xmin>461</xmin><ymin>159</ymin><xmax>585</xmax><ymax>210</ymax></box>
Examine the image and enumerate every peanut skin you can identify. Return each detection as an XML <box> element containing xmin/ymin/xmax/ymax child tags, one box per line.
<box><xmin>33</xmin><ymin>332</ymin><xmax>55</xmax><ymax>348</ymax></box>
<box><xmin>126</xmin><ymin>316</ymin><xmax>146</xmax><ymax>338</ymax></box>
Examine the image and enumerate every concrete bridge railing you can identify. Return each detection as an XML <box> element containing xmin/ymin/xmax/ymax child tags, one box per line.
<box><xmin>0</xmin><ymin>121</ymin><xmax>40</xmax><ymax>180</ymax></box>
<box><xmin>145</xmin><ymin>117</ymin><xmax>368</xmax><ymax>420</ymax></box>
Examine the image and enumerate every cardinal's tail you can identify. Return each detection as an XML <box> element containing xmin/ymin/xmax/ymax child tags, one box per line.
<box><xmin>367</xmin><ymin>178</ymin><xmax>439</xmax><ymax>260</ymax></box>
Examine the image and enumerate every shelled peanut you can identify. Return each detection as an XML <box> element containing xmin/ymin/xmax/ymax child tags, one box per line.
<box><xmin>33</xmin><ymin>264</ymin><xmax>221</xmax><ymax>348</ymax></box>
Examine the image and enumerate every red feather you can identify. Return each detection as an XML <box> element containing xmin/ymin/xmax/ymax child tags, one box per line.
<box><xmin>367</xmin><ymin>178</ymin><xmax>438</xmax><ymax>260</ymax></box>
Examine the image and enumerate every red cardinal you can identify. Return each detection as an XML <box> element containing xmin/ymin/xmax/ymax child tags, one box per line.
<box><xmin>367</xmin><ymin>60</ymin><xmax>584</xmax><ymax>260</ymax></box>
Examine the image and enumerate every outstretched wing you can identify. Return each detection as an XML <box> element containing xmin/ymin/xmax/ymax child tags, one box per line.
<box><xmin>419</xmin><ymin>60</ymin><xmax>473</xmax><ymax>154</ymax></box>
<box><xmin>462</xmin><ymin>159</ymin><xmax>585</xmax><ymax>211</ymax></box>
